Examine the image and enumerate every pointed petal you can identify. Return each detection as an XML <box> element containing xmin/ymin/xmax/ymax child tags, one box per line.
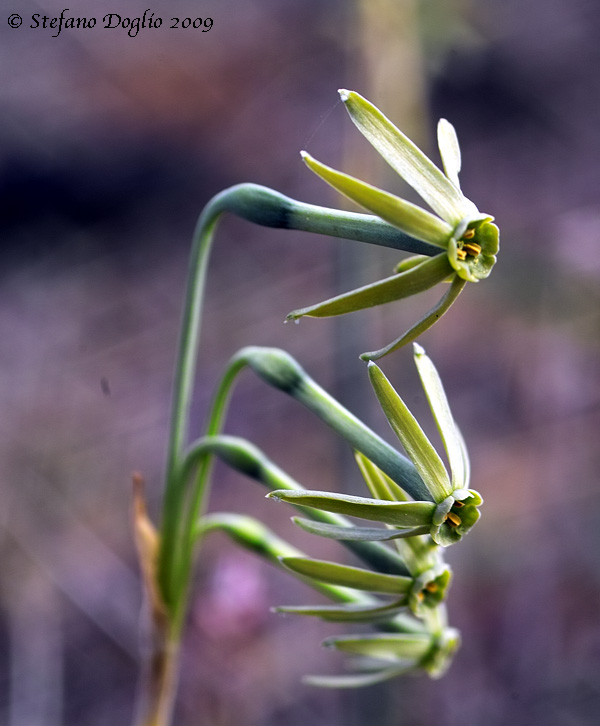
<box><xmin>360</xmin><ymin>274</ymin><xmax>467</xmax><ymax>360</ymax></box>
<box><xmin>339</xmin><ymin>90</ymin><xmax>477</xmax><ymax>225</ymax></box>
<box><xmin>354</xmin><ymin>450</ymin><xmax>409</xmax><ymax>502</ymax></box>
<box><xmin>323</xmin><ymin>632</ymin><xmax>432</xmax><ymax>661</ymax></box>
<box><xmin>413</xmin><ymin>344</ymin><xmax>465</xmax><ymax>490</ymax></box>
<box><xmin>393</xmin><ymin>255</ymin><xmax>428</xmax><ymax>273</ymax></box>
<box><xmin>302</xmin><ymin>151</ymin><xmax>453</xmax><ymax>245</ymax></box>
<box><xmin>303</xmin><ymin>664</ymin><xmax>415</xmax><ymax>688</ymax></box>
<box><xmin>273</xmin><ymin>598</ymin><xmax>407</xmax><ymax>622</ymax></box>
<box><xmin>456</xmin><ymin>426</ymin><xmax>471</xmax><ymax>489</ymax></box>
<box><xmin>367</xmin><ymin>364</ymin><xmax>452</xmax><ymax>502</ymax></box>
<box><xmin>286</xmin><ymin>252</ymin><xmax>453</xmax><ymax>320</ymax></box>
<box><xmin>267</xmin><ymin>489</ymin><xmax>435</xmax><ymax>527</ymax></box>
<box><xmin>292</xmin><ymin>516</ymin><xmax>430</xmax><ymax>541</ymax></box>
<box><xmin>279</xmin><ymin>557</ymin><xmax>413</xmax><ymax>594</ymax></box>
<box><xmin>437</xmin><ymin>119</ymin><xmax>462</xmax><ymax>189</ymax></box>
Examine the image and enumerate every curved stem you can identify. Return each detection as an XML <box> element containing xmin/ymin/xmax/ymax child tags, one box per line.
<box><xmin>161</xmin><ymin>186</ymin><xmax>437</xmax><ymax>608</ymax></box>
<box><xmin>150</xmin><ymin>183</ymin><xmax>444</xmax><ymax>720</ymax></box>
<box><xmin>182</xmin><ymin>434</ymin><xmax>412</xmax><ymax>578</ymax></box>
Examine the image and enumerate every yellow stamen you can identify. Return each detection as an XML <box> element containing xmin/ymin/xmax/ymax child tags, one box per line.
<box><xmin>453</xmin><ymin>501</ymin><xmax>465</xmax><ymax>509</ymax></box>
<box><xmin>463</xmin><ymin>228</ymin><xmax>475</xmax><ymax>239</ymax></box>
<box><xmin>424</xmin><ymin>581</ymin><xmax>439</xmax><ymax>593</ymax></box>
<box><xmin>456</xmin><ymin>248</ymin><xmax>467</xmax><ymax>261</ymax></box>
<box><xmin>463</xmin><ymin>242</ymin><xmax>482</xmax><ymax>257</ymax></box>
<box><xmin>446</xmin><ymin>512</ymin><xmax>462</xmax><ymax>527</ymax></box>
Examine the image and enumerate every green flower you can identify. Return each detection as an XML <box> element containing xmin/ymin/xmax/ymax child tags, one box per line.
<box><xmin>268</xmin><ymin>344</ymin><xmax>483</xmax><ymax>547</ymax></box>
<box><xmin>306</xmin><ymin>626</ymin><xmax>461</xmax><ymax>687</ymax></box>
<box><xmin>198</xmin><ymin>511</ymin><xmax>459</xmax><ymax>687</ymax></box>
<box><xmin>287</xmin><ymin>90</ymin><xmax>499</xmax><ymax>360</ymax></box>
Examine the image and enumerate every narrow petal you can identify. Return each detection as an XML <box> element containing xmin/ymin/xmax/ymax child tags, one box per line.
<box><xmin>323</xmin><ymin>632</ymin><xmax>432</xmax><ymax>661</ymax></box>
<box><xmin>360</xmin><ymin>274</ymin><xmax>467</xmax><ymax>360</ymax></box>
<box><xmin>286</xmin><ymin>252</ymin><xmax>453</xmax><ymax>320</ymax></box>
<box><xmin>292</xmin><ymin>516</ymin><xmax>430</xmax><ymax>541</ymax></box>
<box><xmin>437</xmin><ymin>119</ymin><xmax>462</xmax><ymax>189</ymax></box>
<box><xmin>302</xmin><ymin>152</ymin><xmax>453</xmax><ymax>245</ymax></box>
<box><xmin>303</xmin><ymin>664</ymin><xmax>415</xmax><ymax>688</ymax></box>
<box><xmin>456</xmin><ymin>426</ymin><xmax>471</xmax><ymax>489</ymax></box>
<box><xmin>280</xmin><ymin>557</ymin><xmax>413</xmax><ymax>594</ymax></box>
<box><xmin>413</xmin><ymin>344</ymin><xmax>465</xmax><ymax>490</ymax></box>
<box><xmin>394</xmin><ymin>254</ymin><xmax>428</xmax><ymax>273</ymax></box>
<box><xmin>367</xmin><ymin>364</ymin><xmax>452</xmax><ymax>502</ymax></box>
<box><xmin>354</xmin><ymin>450</ymin><xmax>409</xmax><ymax>502</ymax></box>
<box><xmin>339</xmin><ymin>90</ymin><xmax>477</xmax><ymax>225</ymax></box>
<box><xmin>273</xmin><ymin>599</ymin><xmax>407</xmax><ymax>622</ymax></box>
<box><xmin>267</xmin><ymin>489</ymin><xmax>435</xmax><ymax>527</ymax></box>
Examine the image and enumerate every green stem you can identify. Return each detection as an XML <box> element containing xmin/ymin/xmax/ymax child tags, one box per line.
<box><xmin>160</xmin><ymin>184</ymin><xmax>439</xmax><ymax>611</ymax></box>
<box><xmin>197</xmin><ymin>512</ymin><xmax>426</xmax><ymax>635</ymax></box>
<box><xmin>183</xmin><ymin>434</ymin><xmax>412</xmax><ymax>577</ymax></box>
<box><xmin>165</xmin><ymin>339</ymin><xmax>434</xmax><ymax>621</ymax></box>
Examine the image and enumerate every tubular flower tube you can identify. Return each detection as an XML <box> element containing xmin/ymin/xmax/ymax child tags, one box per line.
<box><xmin>286</xmin><ymin>90</ymin><xmax>499</xmax><ymax>360</ymax></box>
<box><xmin>269</xmin><ymin>344</ymin><xmax>482</xmax><ymax>547</ymax></box>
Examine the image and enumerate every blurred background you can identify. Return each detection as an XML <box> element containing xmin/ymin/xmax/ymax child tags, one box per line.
<box><xmin>2</xmin><ymin>0</ymin><xmax>600</xmax><ymax>724</ymax></box>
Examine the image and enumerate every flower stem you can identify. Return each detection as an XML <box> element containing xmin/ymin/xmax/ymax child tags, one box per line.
<box><xmin>149</xmin><ymin>183</ymin><xmax>442</xmax><ymax>723</ymax></box>
<box><xmin>134</xmin><ymin>623</ymin><xmax>180</xmax><ymax>726</ymax></box>
<box><xmin>159</xmin><ymin>184</ymin><xmax>438</xmax><ymax>610</ymax></box>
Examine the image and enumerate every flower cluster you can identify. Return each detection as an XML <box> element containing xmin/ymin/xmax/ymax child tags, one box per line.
<box><xmin>196</xmin><ymin>344</ymin><xmax>481</xmax><ymax>686</ymax></box>
<box><xmin>161</xmin><ymin>91</ymin><xmax>494</xmax><ymax>693</ymax></box>
<box><xmin>136</xmin><ymin>87</ymin><xmax>498</xmax><ymax>724</ymax></box>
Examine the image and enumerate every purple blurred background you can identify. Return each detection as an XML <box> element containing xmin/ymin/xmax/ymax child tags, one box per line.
<box><xmin>2</xmin><ymin>0</ymin><xmax>600</xmax><ymax>724</ymax></box>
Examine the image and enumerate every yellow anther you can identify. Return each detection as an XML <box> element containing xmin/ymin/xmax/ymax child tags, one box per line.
<box><xmin>456</xmin><ymin>248</ymin><xmax>467</xmax><ymax>261</ymax></box>
<box><xmin>463</xmin><ymin>242</ymin><xmax>482</xmax><ymax>257</ymax></box>
<box><xmin>463</xmin><ymin>228</ymin><xmax>475</xmax><ymax>239</ymax></box>
<box><xmin>446</xmin><ymin>512</ymin><xmax>462</xmax><ymax>527</ymax></box>
<box><xmin>453</xmin><ymin>500</ymin><xmax>465</xmax><ymax>509</ymax></box>
<box><xmin>424</xmin><ymin>581</ymin><xmax>439</xmax><ymax>593</ymax></box>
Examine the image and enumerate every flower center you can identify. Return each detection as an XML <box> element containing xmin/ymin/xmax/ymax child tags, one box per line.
<box><xmin>456</xmin><ymin>228</ymin><xmax>482</xmax><ymax>261</ymax></box>
<box><xmin>445</xmin><ymin>511</ymin><xmax>462</xmax><ymax>527</ymax></box>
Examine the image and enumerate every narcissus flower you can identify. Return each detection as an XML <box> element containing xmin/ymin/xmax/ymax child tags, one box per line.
<box><xmin>269</xmin><ymin>344</ymin><xmax>483</xmax><ymax>547</ymax></box>
<box><xmin>287</xmin><ymin>90</ymin><xmax>499</xmax><ymax>360</ymax></box>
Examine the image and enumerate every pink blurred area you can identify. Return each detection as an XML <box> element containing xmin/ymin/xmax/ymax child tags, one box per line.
<box><xmin>2</xmin><ymin>1</ymin><xmax>600</xmax><ymax>725</ymax></box>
